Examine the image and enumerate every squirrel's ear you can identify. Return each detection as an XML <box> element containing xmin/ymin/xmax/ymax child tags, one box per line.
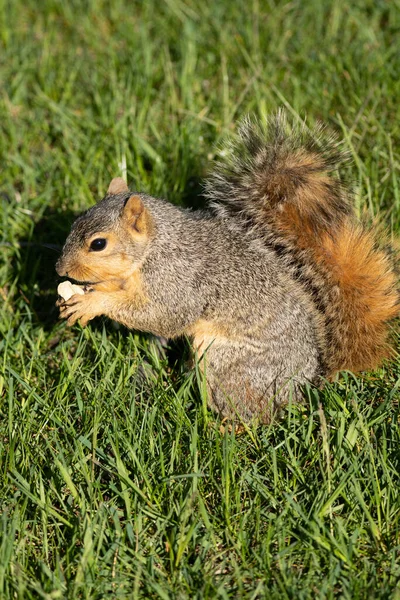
<box><xmin>123</xmin><ymin>195</ymin><xmax>152</xmax><ymax>239</ymax></box>
<box><xmin>107</xmin><ymin>177</ymin><xmax>128</xmax><ymax>195</ymax></box>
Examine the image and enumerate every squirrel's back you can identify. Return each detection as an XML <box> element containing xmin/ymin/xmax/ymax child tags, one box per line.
<box><xmin>205</xmin><ymin>110</ymin><xmax>399</xmax><ymax>376</ymax></box>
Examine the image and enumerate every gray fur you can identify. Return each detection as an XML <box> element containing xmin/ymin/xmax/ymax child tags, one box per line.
<box><xmin>205</xmin><ymin>109</ymin><xmax>351</xmax><ymax>228</ymax></box>
<box><xmin>57</xmin><ymin>189</ymin><xmax>324</xmax><ymax>422</ymax></box>
<box><xmin>59</xmin><ymin>112</ymin><xmax>377</xmax><ymax>421</ymax></box>
<box><xmin>57</xmin><ymin>113</ymin><xmax>399</xmax><ymax>420</ymax></box>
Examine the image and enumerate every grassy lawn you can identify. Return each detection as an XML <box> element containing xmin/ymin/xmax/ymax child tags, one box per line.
<box><xmin>1</xmin><ymin>0</ymin><xmax>400</xmax><ymax>597</ymax></box>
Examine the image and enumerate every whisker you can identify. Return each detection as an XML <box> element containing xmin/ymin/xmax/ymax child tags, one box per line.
<box><xmin>0</xmin><ymin>242</ymin><xmax>62</xmax><ymax>253</ymax></box>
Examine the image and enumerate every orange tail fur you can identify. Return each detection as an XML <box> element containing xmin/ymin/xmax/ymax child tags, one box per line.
<box><xmin>275</xmin><ymin>207</ymin><xmax>399</xmax><ymax>374</ymax></box>
<box><xmin>207</xmin><ymin>111</ymin><xmax>400</xmax><ymax>375</ymax></box>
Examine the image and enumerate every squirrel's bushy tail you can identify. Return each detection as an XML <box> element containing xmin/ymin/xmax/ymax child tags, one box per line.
<box><xmin>205</xmin><ymin>110</ymin><xmax>399</xmax><ymax>375</ymax></box>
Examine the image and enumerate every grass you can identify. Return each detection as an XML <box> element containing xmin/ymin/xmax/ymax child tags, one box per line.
<box><xmin>1</xmin><ymin>0</ymin><xmax>400</xmax><ymax>597</ymax></box>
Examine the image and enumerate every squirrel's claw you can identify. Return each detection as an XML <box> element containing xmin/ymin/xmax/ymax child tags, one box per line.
<box><xmin>57</xmin><ymin>293</ymin><xmax>94</xmax><ymax>327</ymax></box>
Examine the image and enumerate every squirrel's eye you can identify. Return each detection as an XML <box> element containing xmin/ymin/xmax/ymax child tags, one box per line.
<box><xmin>89</xmin><ymin>238</ymin><xmax>107</xmax><ymax>251</ymax></box>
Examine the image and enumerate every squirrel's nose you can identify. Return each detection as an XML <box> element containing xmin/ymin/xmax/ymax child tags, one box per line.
<box><xmin>55</xmin><ymin>259</ymin><xmax>66</xmax><ymax>277</ymax></box>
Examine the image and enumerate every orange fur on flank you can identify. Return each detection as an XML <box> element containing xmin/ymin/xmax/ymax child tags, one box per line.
<box><xmin>188</xmin><ymin>319</ymin><xmax>230</xmax><ymax>354</ymax></box>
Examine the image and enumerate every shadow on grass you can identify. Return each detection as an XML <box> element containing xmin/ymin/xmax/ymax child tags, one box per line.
<box><xmin>180</xmin><ymin>175</ymin><xmax>207</xmax><ymax>210</ymax></box>
<box><xmin>13</xmin><ymin>205</ymin><xmax>77</xmax><ymax>329</ymax></box>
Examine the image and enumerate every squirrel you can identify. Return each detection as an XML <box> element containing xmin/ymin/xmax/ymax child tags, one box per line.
<box><xmin>56</xmin><ymin>110</ymin><xmax>399</xmax><ymax>423</ymax></box>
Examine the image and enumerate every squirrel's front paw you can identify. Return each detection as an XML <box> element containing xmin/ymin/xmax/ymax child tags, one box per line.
<box><xmin>57</xmin><ymin>292</ymin><xmax>99</xmax><ymax>327</ymax></box>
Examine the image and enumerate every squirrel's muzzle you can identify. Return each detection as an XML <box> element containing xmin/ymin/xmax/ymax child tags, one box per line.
<box><xmin>55</xmin><ymin>257</ymin><xmax>67</xmax><ymax>277</ymax></box>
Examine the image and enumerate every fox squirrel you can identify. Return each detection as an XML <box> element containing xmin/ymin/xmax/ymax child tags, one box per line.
<box><xmin>56</xmin><ymin>111</ymin><xmax>399</xmax><ymax>422</ymax></box>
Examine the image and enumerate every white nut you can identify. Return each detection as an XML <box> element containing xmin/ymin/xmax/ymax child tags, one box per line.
<box><xmin>57</xmin><ymin>281</ymin><xmax>85</xmax><ymax>301</ymax></box>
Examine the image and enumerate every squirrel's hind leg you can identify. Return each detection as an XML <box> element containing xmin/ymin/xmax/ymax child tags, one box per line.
<box><xmin>196</xmin><ymin>343</ymin><xmax>310</xmax><ymax>423</ymax></box>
